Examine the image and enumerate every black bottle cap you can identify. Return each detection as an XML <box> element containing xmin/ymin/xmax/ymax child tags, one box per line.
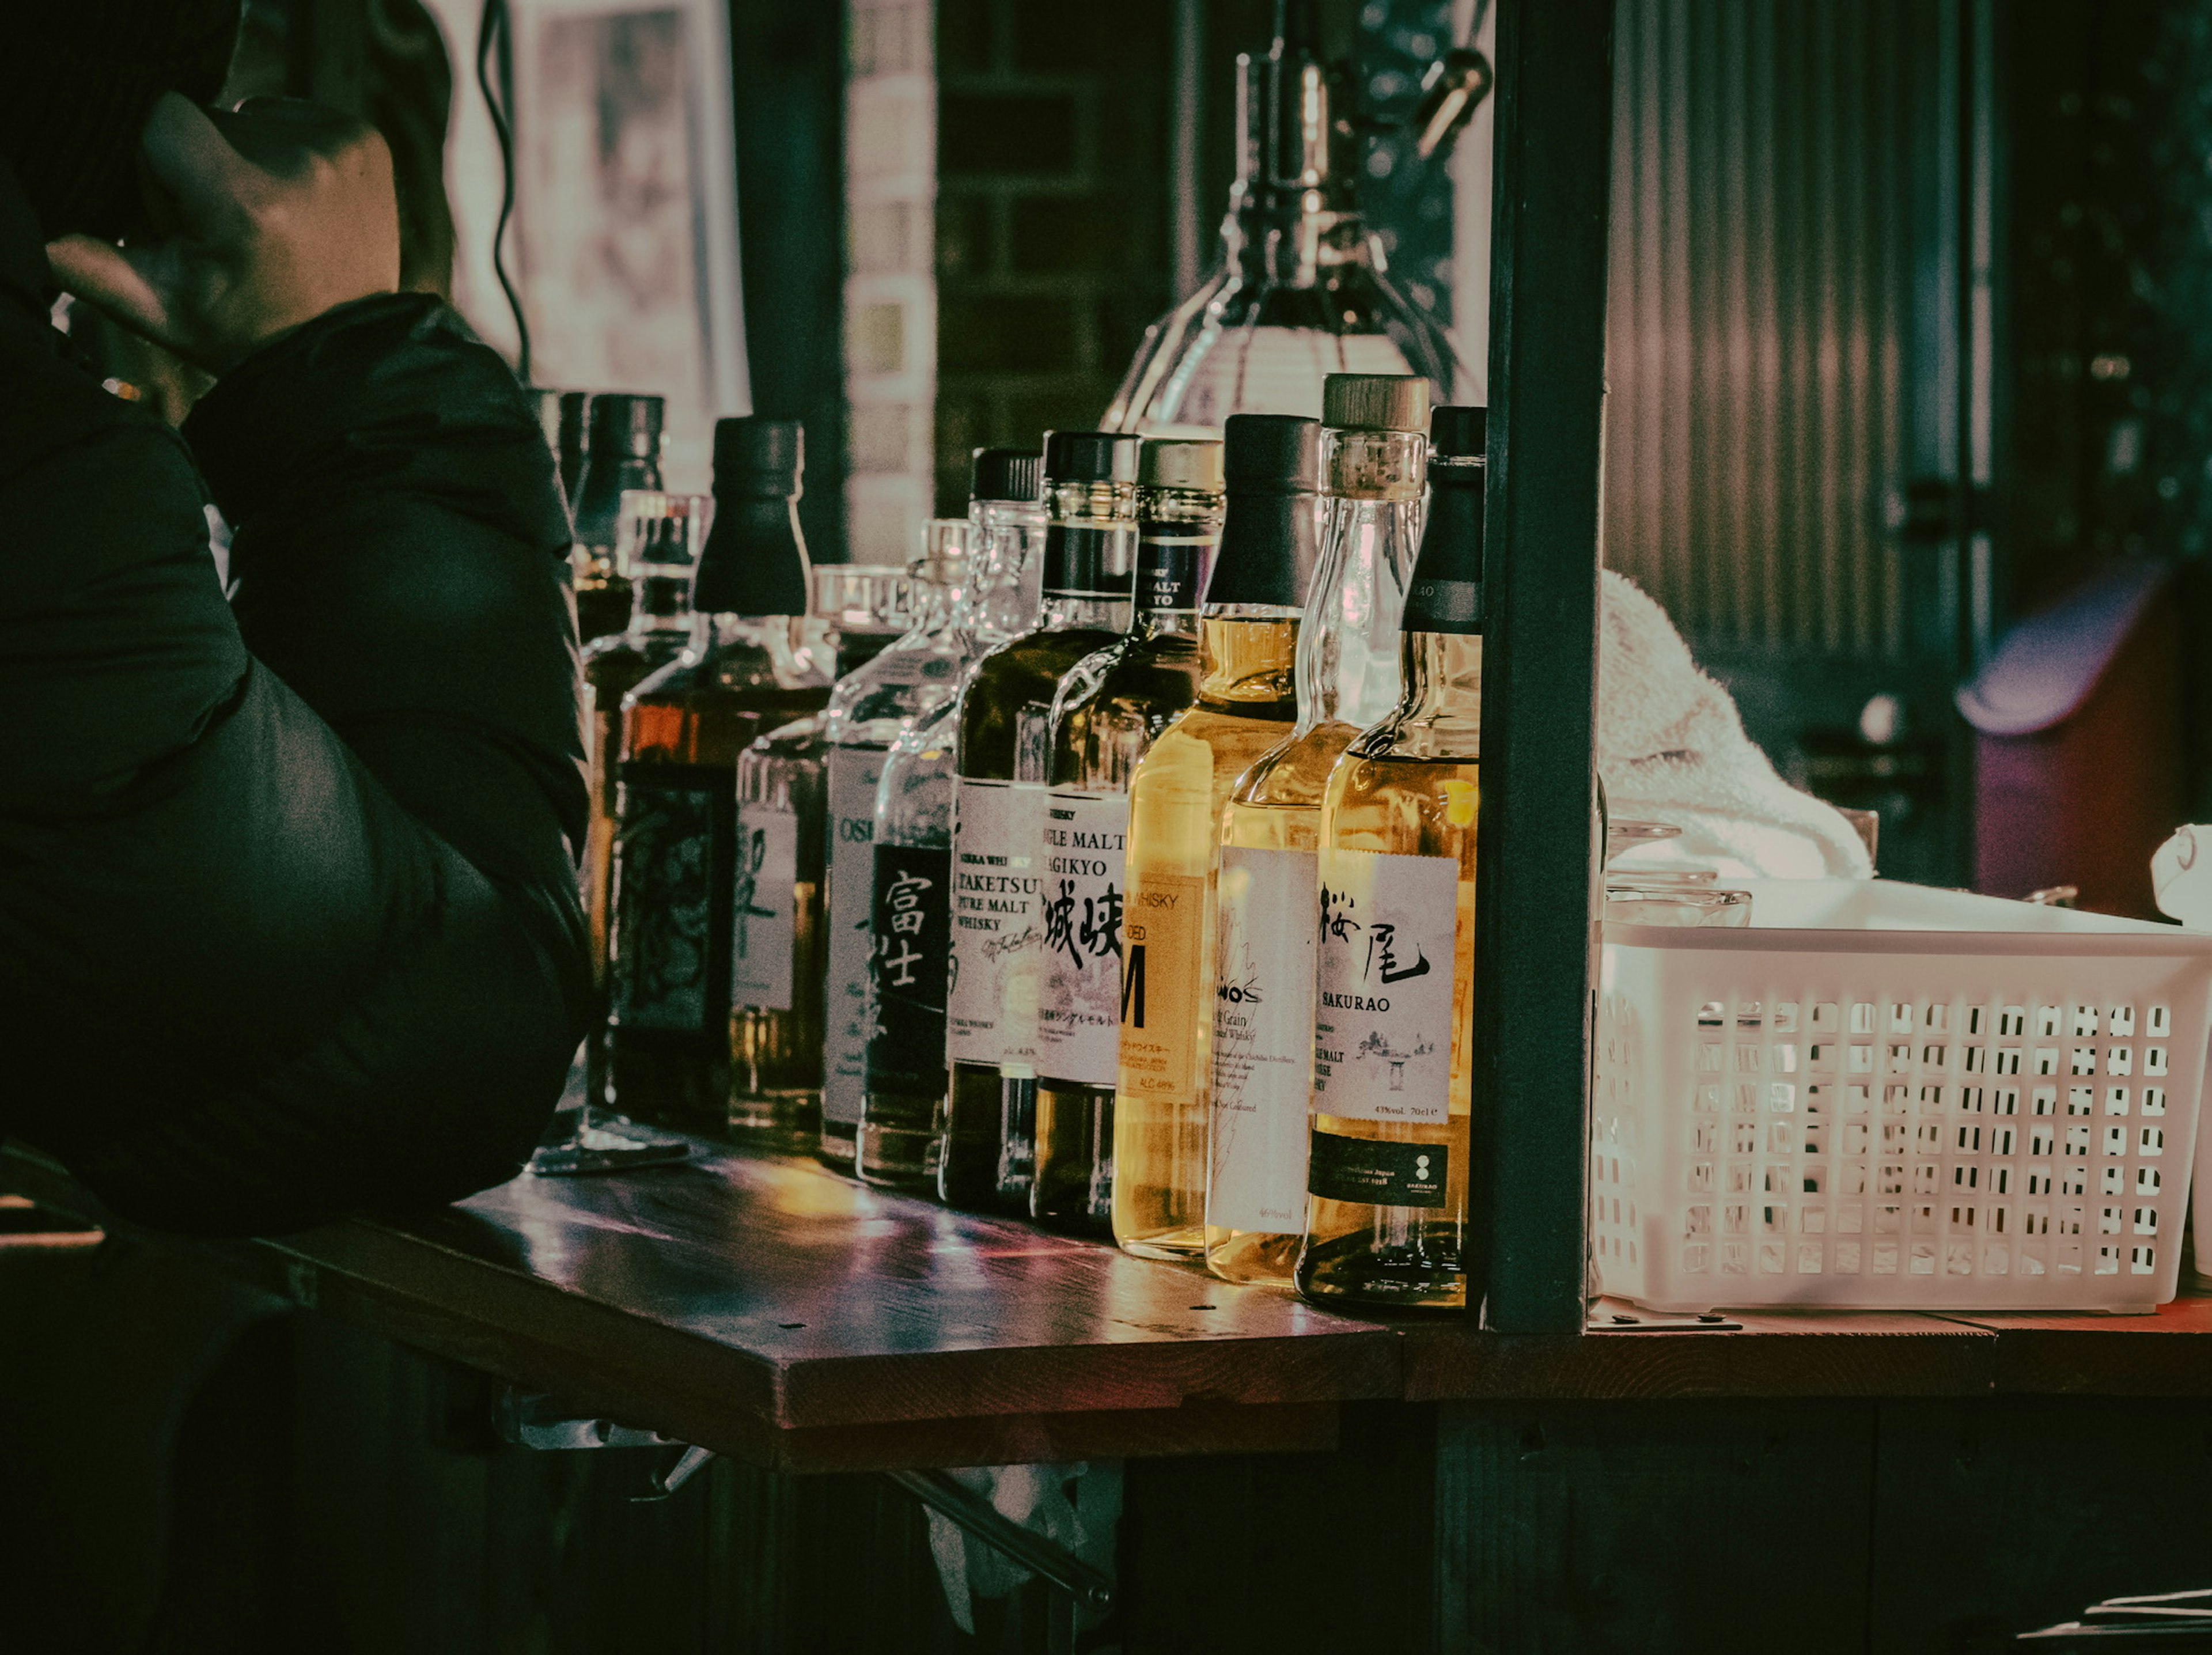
<box><xmin>971</xmin><ymin>446</ymin><xmax>1043</xmax><ymax>504</ymax></box>
<box><xmin>1043</xmin><ymin>430</ymin><xmax>1142</xmax><ymax>486</ymax></box>
<box><xmin>1431</xmin><ymin>404</ymin><xmax>1488</xmax><ymax>461</ymax></box>
<box><xmin>1205</xmin><ymin>415</ymin><xmax>1320</xmax><ymax>608</ymax></box>
<box><xmin>697</xmin><ymin>417</ymin><xmax>810</xmax><ymax>615</ymax></box>
<box><xmin>1402</xmin><ymin>404</ymin><xmax>1486</xmax><ymax>634</ymax></box>
<box><xmin>713</xmin><ymin>416</ymin><xmax>805</xmax><ymax>500</ymax></box>
<box><xmin>588</xmin><ymin>392</ymin><xmax>665</xmax><ymax>459</ymax></box>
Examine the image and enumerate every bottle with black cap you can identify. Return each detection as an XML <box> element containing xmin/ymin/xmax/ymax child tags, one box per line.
<box><xmin>1028</xmin><ymin>436</ymin><xmax>1224</xmax><ymax>1236</ymax></box>
<box><xmin>1112</xmin><ymin>414</ymin><xmax>1320</xmax><ymax>1259</ymax></box>
<box><xmin>732</xmin><ymin>519</ymin><xmax>968</xmax><ymax>1164</ymax></box>
<box><xmin>1298</xmin><ymin>403</ymin><xmax>1487</xmax><ymax>1312</ymax></box>
<box><xmin>860</xmin><ymin>449</ymin><xmax>1046</xmax><ymax>1190</ymax></box>
<box><xmin>965</xmin><ymin>446</ymin><xmax>1047</xmax><ymax>637</ymax></box>
<box><xmin>1207</xmin><ymin>371</ymin><xmax>1429</xmax><ymax>1285</ymax></box>
<box><xmin>938</xmin><ymin>431</ymin><xmax>1139</xmax><ymax>1213</ymax></box>
<box><xmin>603</xmin><ymin>416</ymin><xmax>833</xmax><ymax>1139</ymax></box>
<box><xmin>571</xmin><ymin>393</ymin><xmax>666</xmax><ymax>643</ymax></box>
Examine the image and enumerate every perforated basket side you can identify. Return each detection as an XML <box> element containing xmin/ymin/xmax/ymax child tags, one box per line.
<box><xmin>1593</xmin><ymin>932</ymin><xmax>2212</xmax><ymax>1313</ymax></box>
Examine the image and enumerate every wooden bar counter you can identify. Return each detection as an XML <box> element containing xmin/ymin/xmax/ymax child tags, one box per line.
<box><xmin>13</xmin><ymin>1136</ymin><xmax>2212</xmax><ymax>1464</ymax></box>
<box><xmin>13</xmin><ymin>1137</ymin><xmax>2212</xmax><ymax>1651</ymax></box>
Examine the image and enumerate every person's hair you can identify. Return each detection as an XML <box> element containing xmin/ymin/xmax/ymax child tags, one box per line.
<box><xmin>1</xmin><ymin>1</ymin><xmax>242</xmax><ymax>239</ymax></box>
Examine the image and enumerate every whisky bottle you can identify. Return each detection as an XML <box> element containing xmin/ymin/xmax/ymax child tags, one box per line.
<box><xmin>1115</xmin><ymin>415</ymin><xmax>1317</xmax><ymax>1260</ymax></box>
<box><xmin>729</xmin><ymin>563</ymin><xmax>918</xmax><ymax>1146</ymax></box>
<box><xmin>1298</xmin><ymin>403</ymin><xmax>1486</xmax><ymax>1312</ymax></box>
<box><xmin>1207</xmin><ymin>372</ymin><xmax>1429</xmax><ymax>1285</ymax></box>
<box><xmin>941</xmin><ymin>433</ymin><xmax>1137</xmax><ymax>1214</ymax></box>
<box><xmin>571</xmin><ymin>393</ymin><xmax>665</xmax><ymax>644</ymax></box>
<box><xmin>582</xmin><ymin>492</ymin><xmax>707</xmax><ymax>1001</ymax></box>
<box><xmin>810</xmin><ymin>531</ymin><xmax>972</xmax><ymax>1166</ymax></box>
<box><xmin>865</xmin><ymin>459</ymin><xmax>1042</xmax><ymax>1190</ymax></box>
<box><xmin>1031</xmin><ymin>439</ymin><xmax>1224</xmax><ymax>1235</ymax></box>
<box><xmin>605</xmin><ymin>417</ymin><xmax>832</xmax><ymax>1138</ymax></box>
<box><xmin>874</xmin><ymin>451</ymin><xmax>1050</xmax><ymax>1198</ymax></box>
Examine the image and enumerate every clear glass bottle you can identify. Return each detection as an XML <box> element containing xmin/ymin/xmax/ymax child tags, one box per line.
<box><xmin>1298</xmin><ymin>403</ymin><xmax>1486</xmax><ymax>1312</ymax></box>
<box><xmin>1103</xmin><ymin>13</ymin><xmax>1460</xmax><ymax>435</ymax></box>
<box><xmin>728</xmin><ymin>565</ymin><xmax>918</xmax><ymax>1147</ymax></box>
<box><xmin>918</xmin><ymin>450</ymin><xmax>1050</xmax><ymax>1205</ymax></box>
<box><xmin>941</xmin><ymin>433</ymin><xmax>1138</xmax><ymax>1215</ymax></box>
<box><xmin>1207</xmin><ymin>372</ymin><xmax>1429</xmax><ymax>1285</ymax></box>
<box><xmin>571</xmin><ymin>393</ymin><xmax>665</xmax><ymax>644</ymax></box>
<box><xmin>1031</xmin><ymin>439</ymin><xmax>1225</xmax><ymax>1236</ymax></box>
<box><xmin>604</xmin><ymin>418</ymin><xmax>832</xmax><ymax>1140</ymax></box>
<box><xmin>1114</xmin><ymin>415</ymin><xmax>1319</xmax><ymax>1260</ymax></box>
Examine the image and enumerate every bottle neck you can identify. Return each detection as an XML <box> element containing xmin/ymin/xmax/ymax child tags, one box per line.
<box><xmin>966</xmin><ymin>499</ymin><xmax>1046</xmax><ymax>645</ymax></box>
<box><xmin>1293</xmin><ymin>427</ymin><xmax>1427</xmax><ymax>733</ymax></box>
<box><xmin>1037</xmin><ymin>488</ymin><xmax>1137</xmax><ymax>626</ymax></box>
<box><xmin>1198</xmin><ymin>607</ymin><xmax>1300</xmax><ymax>712</ymax></box>
<box><xmin>1133</xmin><ymin>488</ymin><xmax>1222</xmax><ymax>640</ymax></box>
<box><xmin>1390</xmin><ymin>631</ymin><xmax>1485</xmax><ymax>755</ymax></box>
<box><xmin>626</xmin><ymin>568</ymin><xmax>694</xmax><ymax>635</ymax></box>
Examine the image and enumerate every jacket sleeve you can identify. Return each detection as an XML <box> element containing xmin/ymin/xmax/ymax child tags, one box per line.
<box><xmin>0</xmin><ymin>294</ymin><xmax>589</xmax><ymax>1235</ymax></box>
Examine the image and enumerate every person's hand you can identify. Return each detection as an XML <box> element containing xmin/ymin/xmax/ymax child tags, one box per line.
<box><xmin>46</xmin><ymin>92</ymin><xmax>401</xmax><ymax>375</ymax></box>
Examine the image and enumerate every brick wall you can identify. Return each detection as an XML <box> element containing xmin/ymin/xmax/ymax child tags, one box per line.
<box><xmin>933</xmin><ymin>0</ymin><xmax>1176</xmax><ymax>514</ymax></box>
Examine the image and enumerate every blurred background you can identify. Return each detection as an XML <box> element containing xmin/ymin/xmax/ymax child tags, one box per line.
<box><xmin>138</xmin><ymin>0</ymin><xmax>2212</xmax><ymax>912</ymax></box>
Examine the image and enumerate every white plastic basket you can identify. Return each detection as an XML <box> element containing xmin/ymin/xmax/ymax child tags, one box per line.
<box><xmin>1590</xmin><ymin>881</ymin><xmax>2212</xmax><ymax>1312</ymax></box>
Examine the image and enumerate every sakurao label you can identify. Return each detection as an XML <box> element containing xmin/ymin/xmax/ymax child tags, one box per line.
<box><xmin>1310</xmin><ymin>849</ymin><xmax>1458</xmax><ymax>1123</ymax></box>
<box><xmin>821</xmin><ymin>747</ymin><xmax>887</xmax><ymax>1127</ymax></box>
<box><xmin>1036</xmin><ymin>788</ymin><xmax>1130</xmax><ymax>1086</ymax></box>
<box><xmin>946</xmin><ymin>778</ymin><xmax>1044</xmax><ymax>1067</ymax></box>
<box><xmin>1209</xmin><ymin>846</ymin><xmax>1319</xmax><ymax>1233</ymax></box>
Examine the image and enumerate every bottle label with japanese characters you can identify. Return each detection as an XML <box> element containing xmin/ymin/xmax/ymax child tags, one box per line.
<box><xmin>1311</xmin><ymin>849</ymin><xmax>1459</xmax><ymax>1123</ymax></box>
<box><xmin>728</xmin><ymin>805</ymin><xmax>799</xmax><ymax>1012</ymax></box>
<box><xmin>1208</xmin><ymin>846</ymin><xmax>1319</xmax><ymax>1233</ymax></box>
<box><xmin>947</xmin><ymin>777</ymin><xmax>1046</xmax><ymax>1067</ymax></box>
<box><xmin>821</xmin><ymin>746</ymin><xmax>886</xmax><ymax>1127</ymax></box>
<box><xmin>866</xmin><ymin>843</ymin><xmax>953</xmax><ymax>1096</ymax></box>
<box><xmin>609</xmin><ymin>762</ymin><xmax>736</xmax><ymax>1035</ymax></box>
<box><xmin>1036</xmin><ymin>788</ymin><xmax>1130</xmax><ymax>1086</ymax></box>
<box><xmin>1119</xmin><ymin>870</ymin><xmax>1207</xmax><ymax>1102</ymax></box>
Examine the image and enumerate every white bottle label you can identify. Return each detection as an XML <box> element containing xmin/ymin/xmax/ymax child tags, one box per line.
<box><xmin>1208</xmin><ymin>846</ymin><xmax>1319</xmax><ymax>1233</ymax></box>
<box><xmin>821</xmin><ymin>746</ymin><xmax>886</xmax><ymax>1127</ymax></box>
<box><xmin>1311</xmin><ymin>849</ymin><xmax>1459</xmax><ymax>1123</ymax></box>
<box><xmin>1035</xmin><ymin>788</ymin><xmax>1130</xmax><ymax>1086</ymax></box>
<box><xmin>947</xmin><ymin>777</ymin><xmax>1046</xmax><ymax>1067</ymax></box>
<box><xmin>730</xmin><ymin>806</ymin><xmax>799</xmax><ymax>1010</ymax></box>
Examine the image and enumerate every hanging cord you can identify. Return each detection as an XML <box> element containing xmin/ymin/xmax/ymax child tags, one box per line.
<box><xmin>475</xmin><ymin>0</ymin><xmax>531</xmax><ymax>382</ymax></box>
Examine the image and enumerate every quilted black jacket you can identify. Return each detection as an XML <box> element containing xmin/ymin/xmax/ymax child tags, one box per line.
<box><xmin>0</xmin><ymin>161</ymin><xmax>589</xmax><ymax>1234</ymax></box>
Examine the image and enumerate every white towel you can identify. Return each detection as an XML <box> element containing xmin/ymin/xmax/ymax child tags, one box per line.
<box><xmin>1598</xmin><ymin>571</ymin><xmax>1874</xmax><ymax>880</ymax></box>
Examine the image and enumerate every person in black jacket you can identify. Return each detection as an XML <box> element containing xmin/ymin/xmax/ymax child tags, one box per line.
<box><xmin>2</xmin><ymin>3</ymin><xmax>589</xmax><ymax>1235</ymax></box>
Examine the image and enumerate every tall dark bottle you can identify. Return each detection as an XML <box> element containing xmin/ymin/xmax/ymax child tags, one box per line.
<box><xmin>938</xmin><ymin>432</ymin><xmax>1139</xmax><ymax>1211</ymax></box>
<box><xmin>604</xmin><ymin>418</ymin><xmax>833</xmax><ymax>1137</ymax></box>
<box><xmin>572</xmin><ymin>393</ymin><xmax>666</xmax><ymax>644</ymax></box>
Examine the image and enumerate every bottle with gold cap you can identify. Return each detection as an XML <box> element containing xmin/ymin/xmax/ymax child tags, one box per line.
<box><xmin>1205</xmin><ymin>372</ymin><xmax>1430</xmax><ymax>1284</ymax></box>
<box><xmin>1112</xmin><ymin>415</ymin><xmax>1319</xmax><ymax>1260</ymax></box>
<box><xmin>1029</xmin><ymin>435</ymin><xmax>1225</xmax><ymax>1234</ymax></box>
<box><xmin>1297</xmin><ymin>403</ymin><xmax>1487</xmax><ymax>1312</ymax></box>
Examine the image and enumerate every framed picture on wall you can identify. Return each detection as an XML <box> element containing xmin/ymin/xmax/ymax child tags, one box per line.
<box><xmin>433</xmin><ymin>0</ymin><xmax>750</xmax><ymax>485</ymax></box>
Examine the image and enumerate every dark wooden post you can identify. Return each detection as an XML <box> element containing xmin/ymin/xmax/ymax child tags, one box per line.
<box><xmin>1471</xmin><ymin>0</ymin><xmax>1616</xmax><ymax>1334</ymax></box>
